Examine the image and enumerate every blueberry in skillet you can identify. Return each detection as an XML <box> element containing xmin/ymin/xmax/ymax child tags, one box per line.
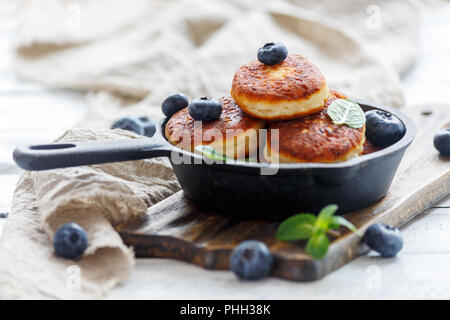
<box><xmin>111</xmin><ymin>116</ymin><xmax>156</xmax><ymax>137</ymax></box>
<box><xmin>434</xmin><ymin>128</ymin><xmax>450</xmax><ymax>156</ymax></box>
<box><xmin>54</xmin><ymin>222</ymin><xmax>88</xmax><ymax>260</ymax></box>
<box><xmin>161</xmin><ymin>93</ymin><xmax>189</xmax><ymax>118</ymax></box>
<box><xmin>363</xmin><ymin>223</ymin><xmax>403</xmax><ymax>258</ymax></box>
<box><xmin>257</xmin><ymin>42</ymin><xmax>288</xmax><ymax>65</ymax></box>
<box><xmin>188</xmin><ymin>97</ymin><xmax>222</xmax><ymax>121</ymax></box>
<box><xmin>229</xmin><ymin>240</ymin><xmax>274</xmax><ymax>280</ymax></box>
<box><xmin>365</xmin><ymin>110</ymin><xmax>405</xmax><ymax>147</ymax></box>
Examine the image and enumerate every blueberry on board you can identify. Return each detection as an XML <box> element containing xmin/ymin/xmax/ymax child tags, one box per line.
<box><xmin>365</xmin><ymin>110</ymin><xmax>405</xmax><ymax>147</ymax></box>
<box><xmin>111</xmin><ymin>116</ymin><xmax>156</xmax><ymax>137</ymax></box>
<box><xmin>434</xmin><ymin>128</ymin><xmax>450</xmax><ymax>156</ymax></box>
<box><xmin>161</xmin><ymin>93</ymin><xmax>189</xmax><ymax>118</ymax></box>
<box><xmin>257</xmin><ymin>42</ymin><xmax>288</xmax><ymax>65</ymax></box>
<box><xmin>53</xmin><ymin>222</ymin><xmax>88</xmax><ymax>260</ymax></box>
<box><xmin>363</xmin><ymin>223</ymin><xmax>403</xmax><ymax>258</ymax></box>
<box><xmin>229</xmin><ymin>240</ymin><xmax>274</xmax><ymax>280</ymax></box>
<box><xmin>188</xmin><ymin>97</ymin><xmax>222</xmax><ymax>121</ymax></box>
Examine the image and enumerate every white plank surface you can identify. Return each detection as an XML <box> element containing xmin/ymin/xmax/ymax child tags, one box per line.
<box><xmin>0</xmin><ymin>2</ymin><xmax>449</xmax><ymax>299</ymax></box>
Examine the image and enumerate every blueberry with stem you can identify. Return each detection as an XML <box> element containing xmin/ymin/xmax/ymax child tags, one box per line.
<box><xmin>54</xmin><ymin>222</ymin><xmax>88</xmax><ymax>260</ymax></box>
<box><xmin>365</xmin><ymin>110</ymin><xmax>405</xmax><ymax>147</ymax></box>
<box><xmin>257</xmin><ymin>42</ymin><xmax>288</xmax><ymax>65</ymax></box>
<box><xmin>363</xmin><ymin>223</ymin><xmax>403</xmax><ymax>257</ymax></box>
<box><xmin>188</xmin><ymin>97</ymin><xmax>222</xmax><ymax>121</ymax></box>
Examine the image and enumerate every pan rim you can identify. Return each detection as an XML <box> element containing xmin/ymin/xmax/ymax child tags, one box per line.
<box><xmin>160</xmin><ymin>101</ymin><xmax>416</xmax><ymax>171</ymax></box>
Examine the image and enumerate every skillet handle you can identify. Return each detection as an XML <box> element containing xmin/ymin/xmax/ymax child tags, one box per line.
<box><xmin>13</xmin><ymin>135</ymin><xmax>173</xmax><ymax>171</ymax></box>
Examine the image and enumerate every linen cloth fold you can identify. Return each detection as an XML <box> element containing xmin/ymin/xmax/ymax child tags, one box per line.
<box><xmin>14</xmin><ymin>0</ymin><xmax>420</xmax><ymax>109</ymax></box>
<box><xmin>0</xmin><ymin>129</ymin><xmax>180</xmax><ymax>299</ymax></box>
<box><xmin>0</xmin><ymin>0</ymin><xmax>420</xmax><ymax>299</ymax></box>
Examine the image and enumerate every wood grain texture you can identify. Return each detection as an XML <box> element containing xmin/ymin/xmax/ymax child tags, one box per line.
<box><xmin>118</xmin><ymin>104</ymin><xmax>450</xmax><ymax>281</ymax></box>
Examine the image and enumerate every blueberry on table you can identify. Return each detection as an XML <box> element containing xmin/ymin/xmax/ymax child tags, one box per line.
<box><xmin>111</xmin><ymin>116</ymin><xmax>156</xmax><ymax>137</ymax></box>
<box><xmin>363</xmin><ymin>223</ymin><xmax>403</xmax><ymax>258</ymax></box>
<box><xmin>257</xmin><ymin>42</ymin><xmax>288</xmax><ymax>65</ymax></box>
<box><xmin>161</xmin><ymin>93</ymin><xmax>189</xmax><ymax>118</ymax></box>
<box><xmin>365</xmin><ymin>110</ymin><xmax>405</xmax><ymax>147</ymax></box>
<box><xmin>434</xmin><ymin>128</ymin><xmax>450</xmax><ymax>156</ymax></box>
<box><xmin>188</xmin><ymin>97</ymin><xmax>222</xmax><ymax>121</ymax></box>
<box><xmin>53</xmin><ymin>222</ymin><xmax>88</xmax><ymax>260</ymax></box>
<box><xmin>229</xmin><ymin>240</ymin><xmax>274</xmax><ymax>280</ymax></box>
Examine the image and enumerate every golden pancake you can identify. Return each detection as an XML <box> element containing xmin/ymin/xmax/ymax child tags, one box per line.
<box><xmin>165</xmin><ymin>96</ymin><xmax>265</xmax><ymax>159</ymax></box>
<box><xmin>264</xmin><ymin>90</ymin><xmax>366</xmax><ymax>163</ymax></box>
<box><xmin>231</xmin><ymin>54</ymin><xmax>329</xmax><ymax>120</ymax></box>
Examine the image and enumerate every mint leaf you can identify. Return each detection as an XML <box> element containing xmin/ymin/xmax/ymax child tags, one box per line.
<box><xmin>306</xmin><ymin>232</ymin><xmax>329</xmax><ymax>259</ymax></box>
<box><xmin>315</xmin><ymin>204</ymin><xmax>338</xmax><ymax>230</ymax></box>
<box><xmin>327</xmin><ymin>99</ymin><xmax>365</xmax><ymax>128</ymax></box>
<box><xmin>195</xmin><ymin>145</ymin><xmax>228</xmax><ymax>161</ymax></box>
<box><xmin>275</xmin><ymin>214</ymin><xmax>316</xmax><ymax>241</ymax></box>
<box><xmin>195</xmin><ymin>145</ymin><xmax>258</xmax><ymax>163</ymax></box>
<box><xmin>330</xmin><ymin>216</ymin><xmax>361</xmax><ymax>235</ymax></box>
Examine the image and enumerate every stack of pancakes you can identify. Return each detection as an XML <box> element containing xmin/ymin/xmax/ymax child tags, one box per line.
<box><xmin>166</xmin><ymin>54</ymin><xmax>366</xmax><ymax>163</ymax></box>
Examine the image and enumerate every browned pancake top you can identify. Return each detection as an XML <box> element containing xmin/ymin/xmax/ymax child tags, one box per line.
<box><xmin>231</xmin><ymin>54</ymin><xmax>326</xmax><ymax>102</ymax></box>
<box><xmin>267</xmin><ymin>91</ymin><xmax>366</xmax><ymax>162</ymax></box>
<box><xmin>165</xmin><ymin>96</ymin><xmax>264</xmax><ymax>151</ymax></box>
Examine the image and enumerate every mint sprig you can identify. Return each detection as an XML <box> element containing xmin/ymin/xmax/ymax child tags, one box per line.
<box><xmin>275</xmin><ymin>204</ymin><xmax>361</xmax><ymax>259</ymax></box>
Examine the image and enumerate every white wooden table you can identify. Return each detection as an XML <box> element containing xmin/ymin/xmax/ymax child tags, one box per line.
<box><xmin>0</xmin><ymin>3</ymin><xmax>449</xmax><ymax>299</ymax></box>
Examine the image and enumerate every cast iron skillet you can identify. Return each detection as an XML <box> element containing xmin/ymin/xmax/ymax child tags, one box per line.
<box><xmin>13</xmin><ymin>102</ymin><xmax>416</xmax><ymax>220</ymax></box>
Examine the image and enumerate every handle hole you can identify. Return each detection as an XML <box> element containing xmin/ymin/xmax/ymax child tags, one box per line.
<box><xmin>30</xmin><ymin>143</ymin><xmax>76</xmax><ymax>150</ymax></box>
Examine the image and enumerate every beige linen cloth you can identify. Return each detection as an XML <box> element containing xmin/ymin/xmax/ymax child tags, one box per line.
<box><xmin>0</xmin><ymin>0</ymin><xmax>420</xmax><ymax>299</ymax></box>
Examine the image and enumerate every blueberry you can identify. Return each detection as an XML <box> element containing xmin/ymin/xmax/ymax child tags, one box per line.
<box><xmin>363</xmin><ymin>223</ymin><xmax>403</xmax><ymax>257</ymax></box>
<box><xmin>434</xmin><ymin>128</ymin><xmax>450</xmax><ymax>156</ymax></box>
<box><xmin>188</xmin><ymin>97</ymin><xmax>222</xmax><ymax>121</ymax></box>
<box><xmin>137</xmin><ymin>117</ymin><xmax>156</xmax><ymax>137</ymax></box>
<box><xmin>229</xmin><ymin>240</ymin><xmax>274</xmax><ymax>280</ymax></box>
<box><xmin>161</xmin><ymin>93</ymin><xmax>189</xmax><ymax>118</ymax></box>
<box><xmin>111</xmin><ymin>116</ymin><xmax>156</xmax><ymax>137</ymax></box>
<box><xmin>53</xmin><ymin>222</ymin><xmax>88</xmax><ymax>260</ymax></box>
<box><xmin>257</xmin><ymin>42</ymin><xmax>288</xmax><ymax>65</ymax></box>
<box><xmin>365</xmin><ymin>110</ymin><xmax>405</xmax><ymax>147</ymax></box>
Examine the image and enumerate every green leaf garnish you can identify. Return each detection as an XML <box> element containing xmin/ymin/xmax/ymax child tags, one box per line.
<box><xmin>327</xmin><ymin>99</ymin><xmax>365</xmax><ymax>128</ymax></box>
<box><xmin>315</xmin><ymin>204</ymin><xmax>338</xmax><ymax>230</ymax></box>
<box><xmin>306</xmin><ymin>232</ymin><xmax>329</xmax><ymax>260</ymax></box>
<box><xmin>195</xmin><ymin>145</ymin><xmax>259</xmax><ymax>163</ymax></box>
<box><xmin>195</xmin><ymin>145</ymin><xmax>228</xmax><ymax>162</ymax></box>
<box><xmin>330</xmin><ymin>216</ymin><xmax>362</xmax><ymax>236</ymax></box>
<box><xmin>275</xmin><ymin>213</ymin><xmax>316</xmax><ymax>241</ymax></box>
<box><xmin>275</xmin><ymin>204</ymin><xmax>359</xmax><ymax>260</ymax></box>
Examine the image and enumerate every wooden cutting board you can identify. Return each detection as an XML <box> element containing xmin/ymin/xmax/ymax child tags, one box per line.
<box><xmin>117</xmin><ymin>104</ymin><xmax>450</xmax><ymax>281</ymax></box>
